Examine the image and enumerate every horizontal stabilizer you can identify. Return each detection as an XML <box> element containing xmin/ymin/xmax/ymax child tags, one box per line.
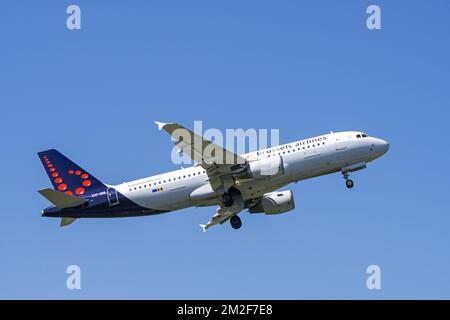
<box><xmin>38</xmin><ymin>188</ymin><xmax>87</xmax><ymax>209</ymax></box>
<box><xmin>60</xmin><ymin>217</ymin><xmax>77</xmax><ymax>227</ymax></box>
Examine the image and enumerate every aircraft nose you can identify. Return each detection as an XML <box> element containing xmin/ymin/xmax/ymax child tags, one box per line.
<box><xmin>376</xmin><ymin>138</ymin><xmax>389</xmax><ymax>156</ymax></box>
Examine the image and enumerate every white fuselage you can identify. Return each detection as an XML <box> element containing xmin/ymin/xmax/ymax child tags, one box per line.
<box><xmin>114</xmin><ymin>131</ymin><xmax>389</xmax><ymax>212</ymax></box>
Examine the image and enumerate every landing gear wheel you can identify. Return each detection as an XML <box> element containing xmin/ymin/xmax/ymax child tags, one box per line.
<box><xmin>342</xmin><ymin>171</ymin><xmax>354</xmax><ymax>189</ymax></box>
<box><xmin>346</xmin><ymin>179</ymin><xmax>354</xmax><ymax>189</ymax></box>
<box><xmin>230</xmin><ymin>215</ymin><xmax>242</xmax><ymax>229</ymax></box>
<box><xmin>222</xmin><ymin>192</ymin><xmax>233</xmax><ymax>207</ymax></box>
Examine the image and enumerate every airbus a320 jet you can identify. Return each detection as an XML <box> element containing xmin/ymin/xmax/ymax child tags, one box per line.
<box><xmin>38</xmin><ymin>122</ymin><xmax>389</xmax><ymax>231</ymax></box>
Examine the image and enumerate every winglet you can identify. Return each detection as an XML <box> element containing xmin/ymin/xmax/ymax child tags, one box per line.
<box><xmin>199</xmin><ymin>224</ymin><xmax>208</xmax><ymax>233</ymax></box>
<box><xmin>154</xmin><ymin>121</ymin><xmax>167</xmax><ymax>130</ymax></box>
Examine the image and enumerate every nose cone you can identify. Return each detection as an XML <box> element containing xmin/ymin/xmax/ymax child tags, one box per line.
<box><xmin>374</xmin><ymin>138</ymin><xmax>389</xmax><ymax>157</ymax></box>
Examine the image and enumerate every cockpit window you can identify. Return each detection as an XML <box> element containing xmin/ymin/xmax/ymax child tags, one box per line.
<box><xmin>356</xmin><ymin>134</ymin><xmax>361</xmax><ymax>138</ymax></box>
<box><xmin>362</xmin><ymin>134</ymin><xmax>368</xmax><ymax>138</ymax></box>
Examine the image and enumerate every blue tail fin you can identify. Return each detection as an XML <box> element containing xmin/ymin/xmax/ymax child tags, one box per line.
<box><xmin>37</xmin><ymin>149</ymin><xmax>106</xmax><ymax>196</ymax></box>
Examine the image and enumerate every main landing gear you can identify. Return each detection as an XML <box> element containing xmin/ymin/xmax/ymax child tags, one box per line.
<box><xmin>230</xmin><ymin>215</ymin><xmax>242</xmax><ymax>229</ymax></box>
<box><xmin>222</xmin><ymin>192</ymin><xmax>233</xmax><ymax>207</ymax></box>
<box><xmin>220</xmin><ymin>187</ymin><xmax>244</xmax><ymax>229</ymax></box>
<box><xmin>342</xmin><ymin>171</ymin><xmax>354</xmax><ymax>189</ymax></box>
<box><xmin>222</xmin><ymin>187</ymin><xmax>244</xmax><ymax>230</ymax></box>
<box><xmin>222</xmin><ymin>187</ymin><xmax>241</xmax><ymax>207</ymax></box>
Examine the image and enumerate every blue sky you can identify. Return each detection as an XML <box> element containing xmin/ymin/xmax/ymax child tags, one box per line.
<box><xmin>1</xmin><ymin>0</ymin><xmax>450</xmax><ymax>299</ymax></box>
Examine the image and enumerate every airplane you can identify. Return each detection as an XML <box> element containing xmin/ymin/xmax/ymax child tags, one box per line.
<box><xmin>37</xmin><ymin>122</ymin><xmax>389</xmax><ymax>231</ymax></box>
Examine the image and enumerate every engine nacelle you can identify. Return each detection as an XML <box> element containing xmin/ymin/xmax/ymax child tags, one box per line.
<box><xmin>249</xmin><ymin>190</ymin><xmax>295</xmax><ymax>215</ymax></box>
<box><xmin>241</xmin><ymin>155</ymin><xmax>284</xmax><ymax>179</ymax></box>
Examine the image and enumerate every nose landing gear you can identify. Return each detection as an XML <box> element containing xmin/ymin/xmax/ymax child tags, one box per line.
<box><xmin>345</xmin><ymin>179</ymin><xmax>354</xmax><ymax>189</ymax></box>
<box><xmin>342</xmin><ymin>171</ymin><xmax>354</xmax><ymax>189</ymax></box>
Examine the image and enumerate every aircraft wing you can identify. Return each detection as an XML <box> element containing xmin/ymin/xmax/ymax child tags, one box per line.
<box><xmin>155</xmin><ymin>121</ymin><xmax>247</xmax><ymax>191</ymax></box>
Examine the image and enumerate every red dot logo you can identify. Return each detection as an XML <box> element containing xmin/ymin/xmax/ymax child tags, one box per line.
<box><xmin>52</xmin><ymin>172</ymin><xmax>59</xmax><ymax>178</ymax></box>
<box><xmin>75</xmin><ymin>187</ymin><xmax>85</xmax><ymax>195</ymax></box>
<box><xmin>58</xmin><ymin>184</ymin><xmax>67</xmax><ymax>191</ymax></box>
<box><xmin>81</xmin><ymin>173</ymin><xmax>89</xmax><ymax>179</ymax></box>
<box><xmin>65</xmin><ymin>191</ymin><xmax>73</xmax><ymax>195</ymax></box>
<box><xmin>49</xmin><ymin>168</ymin><xmax>56</xmax><ymax>172</ymax></box>
<box><xmin>47</xmin><ymin>164</ymin><xmax>53</xmax><ymax>168</ymax></box>
<box><xmin>75</xmin><ymin>170</ymin><xmax>81</xmax><ymax>175</ymax></box>
<box><xmin>68</xmin><ymin>170</ymin><xmax>74</xmax><ymax>174</ymax></box>
<box><xmin>55</xmin><ymin>177</ymin><xmax>63</xmax><ymax>184</ymax></box>
<box><xmin>82</xmin><ymin>180</ymin><xmax>92</xmax><ymax>187</ymax></box>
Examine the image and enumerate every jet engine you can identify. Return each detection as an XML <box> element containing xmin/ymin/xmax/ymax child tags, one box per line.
<box><xmin>248</xmin><ymin>190</ymin><xmax>295</xmax><ymax>215</ymax></box>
